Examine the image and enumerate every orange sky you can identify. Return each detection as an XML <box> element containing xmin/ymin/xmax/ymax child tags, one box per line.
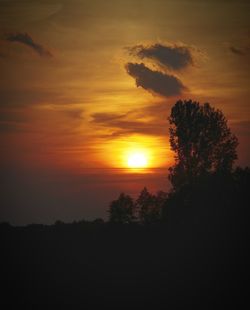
<box><xmin>0</xmin><ymin>0</ymin><xmax>249</xmax><ymax>224</ymax></box>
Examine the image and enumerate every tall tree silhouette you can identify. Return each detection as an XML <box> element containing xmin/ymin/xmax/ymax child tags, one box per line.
<box><xmin>108</xmin><ymin>193</ymin><xmax>135</xmax><ymax>224</ymax></box>
<box><xmin>168</xmin><ymin>100</ymin><xmax>238</xmax><ymax>190</ymax></box>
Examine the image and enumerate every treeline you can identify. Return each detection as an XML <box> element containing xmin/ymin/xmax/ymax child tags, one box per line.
<box><xmin>108</xmin><ymin>167</ymin><xmax>249</xmax><ymax>225</ymax></box>
<box><xmin>108</xmin><ymin>188</ymin><xmax>167</xmax><ymax>224</ymax></box>
<box><xmin>108</xmin><ymin>99</ymin><xmax>249</xmax><ymax>226</ymax></box>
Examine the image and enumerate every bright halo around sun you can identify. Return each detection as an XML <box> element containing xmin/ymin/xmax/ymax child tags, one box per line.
<box><xmin>127</xmin><ymin>152</ymin><xmax>148</xmax><ymax>169</ymax></box>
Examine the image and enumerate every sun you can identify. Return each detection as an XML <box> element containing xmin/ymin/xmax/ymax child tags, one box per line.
<box><xmin>127</xmin><ymin>152</ymin><xmax>148</xmax><ymax>169</ymax></box>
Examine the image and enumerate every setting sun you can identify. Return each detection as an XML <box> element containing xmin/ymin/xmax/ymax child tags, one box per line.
<box><xmin>127</xmin><ymin>152</ymin><xmax>148</xmax><ymax>169</ymax></box>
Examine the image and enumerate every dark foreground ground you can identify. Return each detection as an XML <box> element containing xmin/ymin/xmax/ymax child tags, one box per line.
<box><xmin>1</xmin><ymin>202</ymin><xmax>249</xmax><ymax>308</ymax></box>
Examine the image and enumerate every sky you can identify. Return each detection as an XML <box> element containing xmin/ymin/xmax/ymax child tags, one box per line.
<box><xmin>0</xmin><ymin>0</ymin><xmax>249</xmax><ymax>225</ymax></box>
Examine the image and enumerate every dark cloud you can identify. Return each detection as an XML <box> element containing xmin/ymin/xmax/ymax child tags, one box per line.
<box><xmin>229</xmin><ymin>44</ymin><xmax>250</xmax><ymax>57</ymax></box>
<box><xmin>127</xmin><ymin>43</ymin><xmax>193</xmax><ymax>71</ymax></box>
<box><xmin>125</xmin><ymin>62</ymin><xmax>186</xmax><ymax>97</ymax></box>
<box><xmin>229</xmin><ymin>46</ymin><xmax>246</xmax><ymax>56</ymax></box>
<box><xmin>5</xmin><ymin>32</ymin><xmax>52</xmax><ymax>57</ymax></box>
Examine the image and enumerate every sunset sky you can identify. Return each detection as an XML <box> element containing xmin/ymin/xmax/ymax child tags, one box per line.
<box><xmin>1</xmin><ymin>0</ymin><xmax>249</xmax><ymax>225</ymax></box>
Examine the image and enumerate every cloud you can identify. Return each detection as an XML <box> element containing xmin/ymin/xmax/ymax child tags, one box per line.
<box><xmin>229</xmin><ymin>46</ymin><xmax>246</xmax><ymax>55</ymax></box>
<box><xmin>0</xmin><ymin>89</ymin><xmax>81</xmax><ymax>107</ymax></box>
<box><xmin>0</xmin><ymin>121</ymin><xmax>27</xmax><ymax>133</ymax></box>
<box><xmin>5</xmin><ymin>32</ymin><xmax>52</xmax><ymax>57</ymax></box>
<box><xmin>91</xmin><ymin>113</ymin><xmax>125</xmax><ymax>124</ymax></box>
<box><xmin>0</xmin><ymin>107</ymin><xmax>30</xmax><ymax>133</ymax></box>
<box><xmin>63</xmin><ymin>108</ymin><xmax>84</xmax><ymax>120</ymax></box>
<box><xmin>93</xmin><ymin>115</ymin><xmax>166</xmax><ymax>137</ymax></box>
<box><xmin>91</xmin><ymin>106</ymin><xmax>168</xmax><ymax>138</ymax></box>
<box><xmin>125</xmin><ymin>62</ymin><xmax>186</xmax><ymax>97</ymax></box>
<box><xmin>127</xmin><ymin>43</ymin><xmax>193</xmax><ymax>71</ymax></box>
<box><xmin>229</xmin><ymin>45</ymin><xmax>250</xmax><ymax>56</ymax></box>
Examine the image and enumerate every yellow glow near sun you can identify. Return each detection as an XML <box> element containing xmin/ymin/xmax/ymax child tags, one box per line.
<box><xmin>102</xmin><ymin>134</ymin><xmax>172</xmax><ymax>171</ymax></box>
<box><xmin>127</xmin><ymin>152</ymin><xmax>148</xmax><ymax>169</ymax></box>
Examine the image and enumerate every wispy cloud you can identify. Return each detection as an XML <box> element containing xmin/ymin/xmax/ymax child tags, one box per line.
<box><xmin>5</xmin><ymin>32</ymin><xmax>52</xmax><ymax>57</ymax></box>
<box><xmin>125</xmin><ymin>62</ymin><xmax>186</xmax><ymax>98</ymax></box>
<box><xmin>92</xmin><ymin>112</ymin><xmax>166</xmax><ymax>137</ymax></box>
<box><xmin>91</xmin><ymin>101</ymin><xmax>169</xmax><ymax>138</ymax></box>
<box><xmin>0</xmin><ymin>89</ymin><xmax>82</xmax><ymax>107</ymax></box>
<box><xmin>91</xmin><ymin>113</ymin><xmax>125</xmax><ymax>124</ymax></box>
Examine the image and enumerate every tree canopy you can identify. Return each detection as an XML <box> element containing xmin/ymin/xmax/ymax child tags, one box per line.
<box><xmin>108</xmin><ymin>193</ymin><xmax>135</xmax><ymax>224</ymax></box>
<box><xmin>168</xmin><ymin>100</ymin><xmax>238</xmax><ymax>190</ymax></box>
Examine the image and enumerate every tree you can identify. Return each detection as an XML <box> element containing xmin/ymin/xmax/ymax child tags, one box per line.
<box><xmin>155</xmin><ymin>190</ymin><xmax>168</xmax><ymax>211</ymax></box>
<box><xmin>168</xmin><ymin>100</ymin><xmax>238</xmax><ymax>190</ymax></box>
<box><xmin>136</xmin><ymin>187</ymin><xmax>164</xmax><ymax>224</ymax></box>
<box><xmin>108</xmin><ymin>193</ymin><xmax>135</xmax><ymax>224</ymax></box>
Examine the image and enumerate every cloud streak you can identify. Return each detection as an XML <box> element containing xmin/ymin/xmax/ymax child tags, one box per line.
<box><xmin>92</xmin><ymin>114</ymin><xmax>166</xmax><ymax>137</ymax></box>
<box><xmin>229</xmin><ymin>45</ymin><xmax>249</xmax><ymax>56</ymax></box>
<box><xmin>5</xmin><ymin>32</ymin><xmax>52</xmax><ymax>57</ymax></box>
<box><xmin>91</xmin><ymin>104</ymin><xmax>168</xmax><ymax>138</ymax></box>
<box><xmin>125</xmin><ymin>62</ymin><xmax>186</xmax><ymax>97</ymax></box>
<box><xmin>128</xmin><ymin>43</ymin><xmax>193</xmax><ymax>71</ymax></box>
